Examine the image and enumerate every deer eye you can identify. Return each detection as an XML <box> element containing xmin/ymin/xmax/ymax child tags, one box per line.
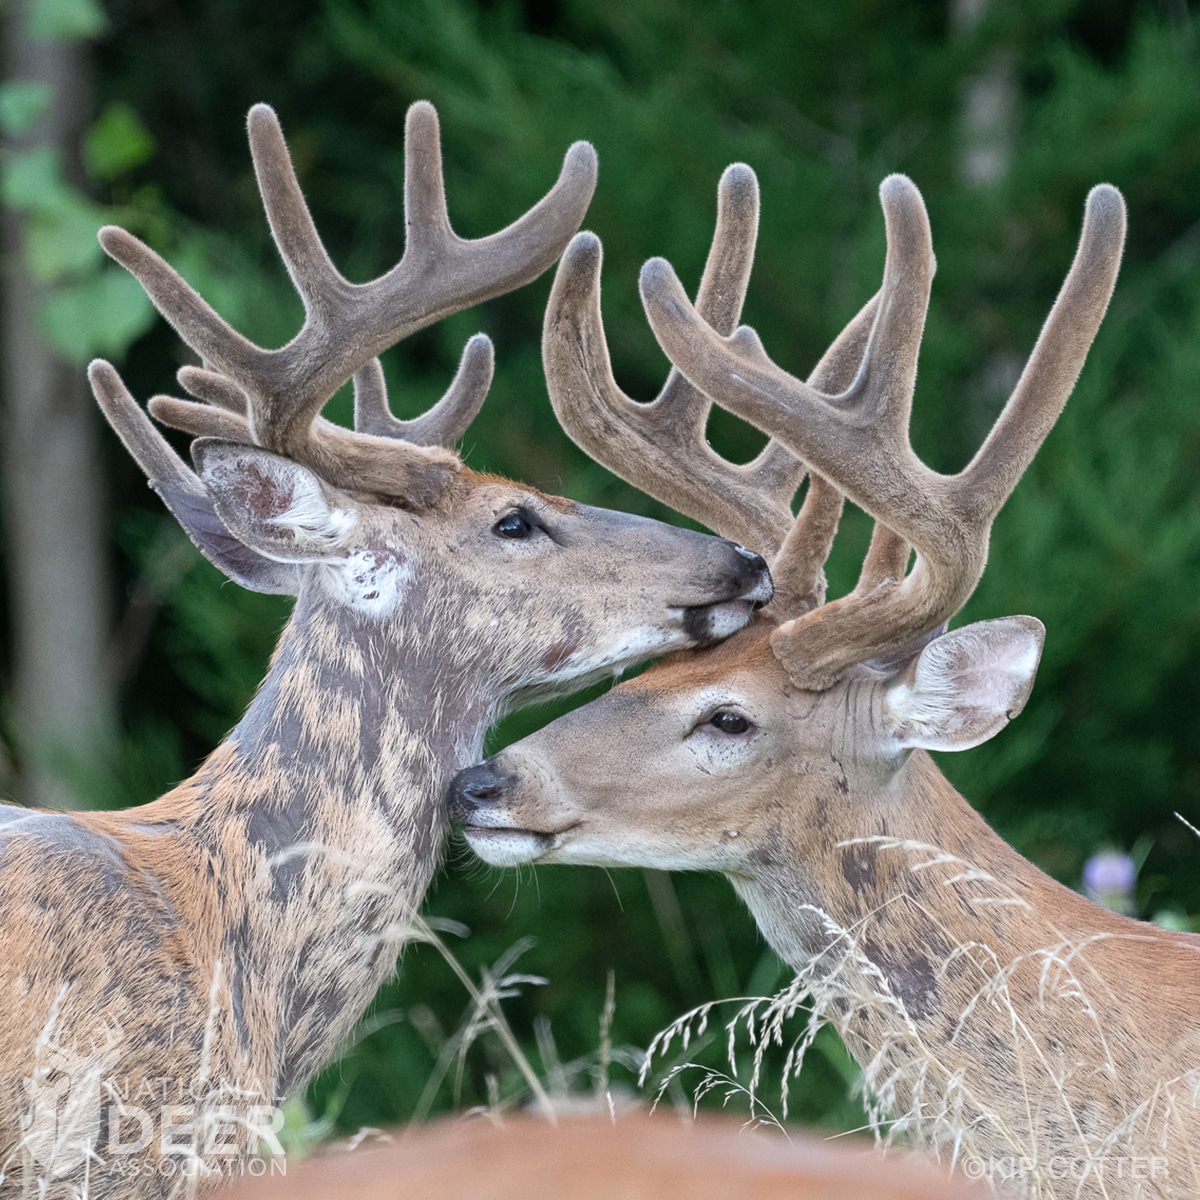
<box><xmin>709</xmin><ymin>710</ymin><xmax>751</xmax><ymax>735</ymax></box>
<box><xmin>493</xmin><ymin>508</ymin><xmax>536</xmax><ymax>539</ymax></box>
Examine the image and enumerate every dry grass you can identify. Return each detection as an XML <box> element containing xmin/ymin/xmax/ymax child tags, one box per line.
<box><xmin>638</xmin><ymin>843</ymin><xmax>1199</xmax><ymax>1200</ymax></box>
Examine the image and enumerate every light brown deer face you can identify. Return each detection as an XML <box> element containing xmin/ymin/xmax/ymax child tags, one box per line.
<box><xmin>397</xmin><ymin>476</ymin><xmax>769</xmax><ymax>699</ymax></box>
<box><xmin>190</xmin><ymin>440</ymin><xmax>769</xmax><ymax>704</ymax></box>
<box><xmin>449</xmin><ymin>616</ymin><xmax>1042</xmax><ymax>871</ymax></box>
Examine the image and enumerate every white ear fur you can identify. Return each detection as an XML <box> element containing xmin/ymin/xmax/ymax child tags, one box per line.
<box><xmin>194</xmin><ymin>440</ymin><xmax>358</xmax><ymax>563</ymax></box>
<box><xmin>883</xmin><ymin>616</ymin><xmax>1045</xmax><ymax>752</ymax></box>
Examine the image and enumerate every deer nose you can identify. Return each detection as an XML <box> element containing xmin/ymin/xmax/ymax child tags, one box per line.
<box><xmin>731</xmin><ymin>544</ymin><xmax>772</xmax><ymax>603</ymax></box>
<box><xmin>448</xmin><ymin>762</ymin><xmax>509</xmax><ymax>818</ymax></box>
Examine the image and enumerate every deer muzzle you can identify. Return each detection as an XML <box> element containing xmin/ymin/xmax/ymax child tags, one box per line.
<box><xmin>680</xmin><ymin>543</ymin><xmax>772</xmax><ymax>644</ymax></box>
<box><xmin>448</xmin><ymin>758</ymin><xmax>559</xmax><ymax>866</ymax></box>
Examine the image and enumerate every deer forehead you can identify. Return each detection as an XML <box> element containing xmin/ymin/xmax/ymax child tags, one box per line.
<box><xmin>458</xmin><ymin>477</ymin><xmax>577</xmax><ymax>519</ymax></box>
<box><xmin>621</xmin><ymin>636</ymin><xmax>800</xmax><ymax>723</ymax></box>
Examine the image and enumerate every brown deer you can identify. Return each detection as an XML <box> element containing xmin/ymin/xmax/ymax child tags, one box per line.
<box><xmin>0</xmin><ymin>104</ymin><xmax>771</xmax><ymax>1197</ymax></box>
<box><xmin>451</xmin><ymin>166</ymin><xmax>1200</xmax><ymax>1197</ymax></box>
<box><xmin>220</xmin><ymin>1112</ymin><xmax>984</xmax><ymax>1200</ymax></box>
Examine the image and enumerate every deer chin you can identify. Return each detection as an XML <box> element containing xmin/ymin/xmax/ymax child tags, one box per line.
<box><xmin>460</xmin><ymin>822</ymin><xmax>558</xmax><ymax>867</ymax></box>
<box><xmin>503</xmin><ymin>596</ymin><xmax>766</xmax><ymax>710</ymax></box>
<box><xmin>677</xmin><ymin>567</ymin><xmax>774</xmax><ymax>645</ymax></box>
<box><xmin>680</xmin><ymin>597</ymin><xmax>760</xmax><ymax>645</ymax></box>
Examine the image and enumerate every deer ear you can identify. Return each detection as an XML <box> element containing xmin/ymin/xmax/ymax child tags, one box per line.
<box><xmin>882</xmin><ymin>617</ymin><xmax>1044</xmax><ymax>752</ymax></box>
<box><xmin>152</xmin><ymin>479</ymin><xmax>302</xmax><ymax>595</ymax></box>
<box><xmin>193</xmin><ymin>439</ymin><xmax>359</xmax><ymax>563</ymax></box>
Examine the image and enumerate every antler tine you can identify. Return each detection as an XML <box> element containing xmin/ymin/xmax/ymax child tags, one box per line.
<box><xmin>642</xmin><ymin>177</ymin><xmax>1125</xmax><ymax>689</ymax></box>
<box><xmin>147</xmin><ymin>366</ymin><xmax>253</xmax><ymax>442</ymax></box>
<box><xmin>958</xmin><ymin>184</ymin><xmax>1126</xmax><ymax>520</ymax></box>
<box><xmin>544</xmin><ymin>164</ymin><xmax>806</xmax><ymax>558</ymax></box>
<box><xmin>402</xmin><ymin>100</ymin><xmax>456</xmax><ymax>267</ymax></box>
<box><xmin>692</xmin><ymin>164</ymin><xmax>760</xmax><ymax>346</ymax></box>
<box><xmin>767</xmin><ymin>291</ymin><xmax>881</xmax><ymax>614</ymax></box>
<box><xmin>353</xmin><ymin>334</ymin><xmax>494</xmax><ymax>448</ymax></box>
<box><xmin>87</xmin><ymin>360</ymin><xmax>299</xmax><ymax>595</ymax></box>
<box><xmin>89</xmin><ymin>360</ymin><xmax>206</xmax><ymax>493</ymax></box>
<box><xmin>99</xmin><ymin>101</ymin><xmax>598</xmax><ymax>501</ymax></box>
<box><xmin>245</xmin><ymin>104</ymin><xmax>342</xmax><ymax>334</ymax></box>
<box><xmin>98</xmin><ymin>223</ymin><xmax>265</xmax><ymax>394</ymax></box>
<box><xmin>147</xmin><ymin>395</ymin><xmax>250</xmax><ymax>442</ymax></box>
<box><xmin>177</xmin><ymin>366</ymin><xmax>248</xmax><ymax>413</ymax></box>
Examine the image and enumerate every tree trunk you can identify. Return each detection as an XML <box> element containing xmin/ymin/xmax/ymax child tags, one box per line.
<box><xmin>952</xmin><ymin>0</ymin><xmax>1016</xmax><ymax>189</ymax></box>
<box><xmin>1</xmin><ymin>3</ymin><xmax>112</xmax><ymax>808</ymax></box>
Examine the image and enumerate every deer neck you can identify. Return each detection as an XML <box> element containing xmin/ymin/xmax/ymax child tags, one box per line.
<box><xmin>729</xmin><ymin>748</ymin><xmax>1060</xmax><ymax>1003</ymax></box>
<box><xmin>227</xmin><ymin>589</ymin><xmax>496</xmax><ymax>828</ymax></box>
<box><xmin>729</xmin><ymin>751</ymin><xmax>1199</xmax><ymax>1180</ymax></box>
<box><xmin>733</xmin><ymin>750</ymin><xmax>1099</xmax><ymax>971</ymax></box>
<box><xmin>148</xmin><ymin>587</ymin><xmax>501</xmax><ymax>1096</ymax></box>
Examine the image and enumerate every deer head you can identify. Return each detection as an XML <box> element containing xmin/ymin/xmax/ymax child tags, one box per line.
<box><xmin>90</xmin><ymin>103</ymin><xmax>772</xmax><ymax>715</ymax></box>
<box><xmin>448</xmin><ymin>166</ymin><xmax>1125</xmax><ymax>876</ymax></box>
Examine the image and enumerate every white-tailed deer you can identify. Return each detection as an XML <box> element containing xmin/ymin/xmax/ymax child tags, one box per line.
<box><xmin>0</xmin><ymin>105</ymin><xmax>771</xmax><ymax>1197</ymax></box>
<box><xmin>220</xmin><ymin>1112</ymin><xmax>983</xmax><ymax>1200</ymax></box>
<box><xmin>451</xmin><ymin>167</ymin><xmax>1200</xmax><ymax>1197</ymax></box>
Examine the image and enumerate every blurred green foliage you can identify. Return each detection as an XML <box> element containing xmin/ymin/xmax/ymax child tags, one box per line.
<box><xmin>0</xmin><ymin>66</ymin><xmax>157</xmax><ymax>360</ymax></box>
<box><xmin>11</xmin><ymin>0</ymin><xmax>1200</xmax><ymax>1136</ymax></box>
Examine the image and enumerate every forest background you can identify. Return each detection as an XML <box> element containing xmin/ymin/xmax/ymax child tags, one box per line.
<box><xmin>1</xmin><ymin>0</ymin><xmax>1197</xmax><ymax>1141</ymax></box>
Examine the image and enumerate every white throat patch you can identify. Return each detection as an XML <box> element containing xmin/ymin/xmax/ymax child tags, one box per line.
<box><xmin>323</xmin><ymin>548</ymin><xmax>415</xmax><ymax>617</ymax></box>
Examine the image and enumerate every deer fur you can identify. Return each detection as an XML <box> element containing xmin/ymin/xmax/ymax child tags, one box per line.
<box><xmin>222</xmin><ymin>1112</ymin><xmax>983</xmax><ymax>1200</ymax></box>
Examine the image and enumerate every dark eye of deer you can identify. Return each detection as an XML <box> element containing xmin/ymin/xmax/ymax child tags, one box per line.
<box><xmin>710</xmin><ymin>710</ymin><xmax>750</xmax><ymax>735</ymax></box>
<box><xmin>494</xmin><ymin>509</ymin><xmax>535</xmax><ymax>539</ymax></box>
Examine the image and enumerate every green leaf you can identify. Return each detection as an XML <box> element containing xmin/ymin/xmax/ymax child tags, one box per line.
<box><xmin>0</xmin><ymin>81</ymin><xmax>51</xmax><ymax>136</ymax></box>
<box><xmin>38</xmin><ymin>267</ymin><xmax>156</xmax><ymax>362</ymax></box>
<box><xmin>25</xmin><ymin>194</ymin><xmax>106</xmax><ymax>280</ymax></box>
<box><xmin>2</xmin><ymin>149</ymin><xmax>112</xmax><ymax>280</ymax></box>
<box><xmin>0</xmin><ymin>147</ymin><xmax>72</xmax><ymax>212</ymax></box>
<box><xmin>84</xmin><ymin>102</ymin><xmax>156</xmax><ymax>181</ymax></box>
<box><xmin>25</xmin><ymin>0</ymin><xmax>107</xmax><ymax>41</ymax></box>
